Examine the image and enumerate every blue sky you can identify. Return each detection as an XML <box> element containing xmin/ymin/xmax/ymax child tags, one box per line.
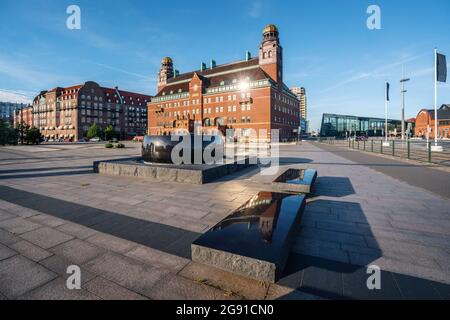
<box><xmin>0</xmin><ymin>0</ymin><xmax>449</xmax><ymax>130</ymax></box>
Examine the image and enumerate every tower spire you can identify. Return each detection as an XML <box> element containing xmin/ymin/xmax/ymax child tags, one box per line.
<box><xmin>259</xmin><ymin>24</ymin><xmax>283</xmax><ymax>85</ymax></box>
<box><xmin>158</xmin><ymin>57</ymin><xmax>174</xmax><ymax>92</ymax></box>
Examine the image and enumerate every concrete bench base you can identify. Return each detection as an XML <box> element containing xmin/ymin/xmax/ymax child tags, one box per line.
<box><xmin>93</xmin><ymin>157</ymin><xmax>257</xmax><ymax>184</ymax></box>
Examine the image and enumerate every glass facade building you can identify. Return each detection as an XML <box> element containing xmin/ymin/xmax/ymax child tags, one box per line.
<box><xmin>320</xmin><ymin>113</ymin><xmax>401</xmax><ymax>137</ymax></box>
<box><xmin>1</xmin><ymin>102</ymin><xmax>27</xmax><ymax>125</ymax></box>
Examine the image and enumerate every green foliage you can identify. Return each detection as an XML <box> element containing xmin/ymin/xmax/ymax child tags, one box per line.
<box><xmin>0</xmin><ymin>119</ymin><xmax>18</xmax><ymax>145</ymax></box>
<box><xmin>105</xmin><ymin>143</ymin><xmax>114</xmax><ymax>148</ymax></box>
<box><xmin>16</xmin><ymin>122</ymin><xmax>30</xmax><ymax>144</ymax></box>
<box><xmin>115</xmin><ymin>143</ymin><xmax>125</xmax><ymax>149</ymax></box>
<box><xmin>86</xmin><ymin>123</ymin><xmax>101</xmax><ymax>139</ymax></box>
<box><xmin>25</xmin><ymin>127</ymin><xmax>42</xmax><ymax>144</ymax></box>
<box><xmin>103</xmin><ymin>124</ymin><xmax>118</xmax><ymax>141</ymax></box>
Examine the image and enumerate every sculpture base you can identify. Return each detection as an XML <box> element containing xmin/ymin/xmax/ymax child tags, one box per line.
<box><xmin>93</xmin><ymin>157</ymin><xmax>257</xmax><ymax>184</ymax></box>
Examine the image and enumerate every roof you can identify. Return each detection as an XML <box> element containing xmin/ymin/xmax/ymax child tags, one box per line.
<box><xmin>167</xmin><ymin>58</ymin><xmax>260</xmax><ymax>84</ymax></box>
<box><xmin>156</xmin><ymin>58</ymin><xmax>271</xmax><ymax>97</ymax></box>
<box><xmin>424</xmin><ymin>105</ymin><xmax>450</xmax><ymax>120</ymax></box>
<box><xmin>101</xmin><ymin>87</ymin><xmax>152</xmax><ymax>100</ymax></box>
<box><xmin>32</xmin><ymin>82</ymin><xmax>152</xmax><ymax>105</ymax></box>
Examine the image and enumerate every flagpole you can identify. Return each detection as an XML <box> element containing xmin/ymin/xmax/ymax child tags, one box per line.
<box><xmin>385</xmin><ymin>81</ymin><xmax>388</xmax><ymax>143</ymax></box>
<box><xmin>434</xmin><ymin>48</ymin><xmax>438</xmax><ymax>146</ymax></box>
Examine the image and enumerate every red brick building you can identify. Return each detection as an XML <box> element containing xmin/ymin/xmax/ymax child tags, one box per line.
<box><xmin>30</xmin><ymin>81</ymin><xmax>151</xmax><ymax>141</ymax></box>
<box><xmin>14</xmin><ymin>105</ymin><xmax>33</xmax><ymax>128</ymax></box>
<box><xmin>415</xmin><ymin>104</ymin><xmax>450</xmax><ymax>139</ymax></box>
<box><xmin>148</xmin><ymin>25</ymin><xmax>300</xmax><ymax>141</ymax></box>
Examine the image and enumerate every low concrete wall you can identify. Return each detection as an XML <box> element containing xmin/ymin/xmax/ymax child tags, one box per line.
<box><xmin>93</xmin><ymin>157</ymin><xmax>257</xmax><ymax>184</ymax></box>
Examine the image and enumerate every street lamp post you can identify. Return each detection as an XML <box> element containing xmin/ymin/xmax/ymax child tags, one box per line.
<box><xmin>400</xmin><ymin>77</ymin><xmax>410</xmax><ymax>141</ymax></box>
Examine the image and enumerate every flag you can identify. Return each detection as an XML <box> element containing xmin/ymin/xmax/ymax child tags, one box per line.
<box><xmin>437</xmin><ymin>52</ymin><xmax>447</xmax><ymax>82</ymax></box>
<box><xmin>385</xmin><ymin>82</ymin><xmax>390</xmax><ymax>101</ymax></box>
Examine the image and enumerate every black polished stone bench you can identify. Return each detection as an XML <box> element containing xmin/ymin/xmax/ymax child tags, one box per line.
<box><xmin>272</xmin><ymin>168</ymin><xmax>317</xmax><ymax>194</ymax></box>
<box><xmin>191</xmin><ymin>191</ymin><xmax>306</xmax><ymax>283</ymax></box>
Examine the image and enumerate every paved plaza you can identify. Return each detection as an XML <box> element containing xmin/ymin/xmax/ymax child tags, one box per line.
<box><xmin>0</xmin><ymin>141</ymin><xmax>449</xmax><ymax>300</ymax></box>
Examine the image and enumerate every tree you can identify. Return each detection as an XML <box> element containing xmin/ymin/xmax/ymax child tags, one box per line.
<box><xmin>86</xmin><ymin>123</ymin><xmax>101</xmax><ymax>140</ymax></box>
<box><xmin>25</xmin><ymin>127</ymin><xmax>42</xmax><ymax>145</ymax></box>
<box><xmin>16</xmin><ymin>122</ymin><xmax>30</xmax><ymax>145</ymax></box>
<box><xmin>103</xmin><ymin>124</ymin><xmax>118</xmax><ymax>141</ymax></box>
<box><xmin>0</xmin><ymin>119</ymin><xmax>18</xmax><ymax>145</ymax></box>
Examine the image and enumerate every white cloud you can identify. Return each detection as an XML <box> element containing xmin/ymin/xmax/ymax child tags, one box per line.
<box><xmin>0</xmin><ymin>89</ymin><xmax>32</xmax><ymax>104</ymax></box>
<box><xmin>320</xmin><ymin>54</ymin><xmax>426</xmax><ymax>93</ymax></box>
<box><xmin>0</xmin><ymin>56</ymin><xmax>57</xmax><ymax>87</ymax></box>
<box><xmin>89</xmin><ymin>61</ymin><xmax>151</xmax><ymax>80</ymax></box>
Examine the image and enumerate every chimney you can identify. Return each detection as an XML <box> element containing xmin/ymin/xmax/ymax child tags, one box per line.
<box><xmin>246</xmin><ymin>51</ymin><xmax>252</xmax><ymax>61</ymax></box>
<box><xmin>210</xmin><ymin>59</ymin><xmax>216</xmax><ymax>69</ymax></box>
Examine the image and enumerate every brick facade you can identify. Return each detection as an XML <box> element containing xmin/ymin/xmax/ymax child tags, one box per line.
<box><xmin>415</xmin><ymin>105</ymin><xmax>450</xmax><ymax>139</ymax></box>
<box><xmin>148</xmin><ymin>25</ymin><xmax>300</xmax><ymax>141</ymax></box>
<box><xmin>14</xmin><ymin>106</ymin><xmax>33</xmax><ymax>128</ymax></box>
<box><xmin>30</xmin><ymin>81</ymin><xmax>151</xmax><ymax>141</ymax></box>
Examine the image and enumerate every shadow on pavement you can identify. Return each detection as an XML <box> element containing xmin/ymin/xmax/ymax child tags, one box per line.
<box><xmin>0</xmin><ymin>165</ymin><xmax>92</xmax><ymax>175</ymax></box>
<box><xmin>310</xmin><ymin>177</ymin><xmax>355</xmax><ymax>197</ymax></box>
<box><xmin>0</xmin><ymin>186</ymin><xmax>199</xmax><ymax>259</ymax></box>
<box><xmin>277</xmin><ymin>253</ymin><xmax>450</xmax><ymax>300</ymax></box>
<box><xmin>0</xmin><ymin>170</ymin><xmax>93</xmax><ymax>180</ymax></box>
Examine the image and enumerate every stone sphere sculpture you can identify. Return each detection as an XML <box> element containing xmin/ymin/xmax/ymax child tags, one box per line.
<box><xmin>142</xmin><ymin>134</ymin><xmax>224</xmax><ymax>164</ymax></box>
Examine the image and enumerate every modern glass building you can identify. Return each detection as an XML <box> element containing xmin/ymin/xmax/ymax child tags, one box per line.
<box><xmin>320</xmin><ymin>113</ymin><xmax>401</xmax><ymax>137</ymax></box>
<box><xmin>0</xmin><ymin>102</ymin><xmax>27</xmax><ymax>125</ymax></box>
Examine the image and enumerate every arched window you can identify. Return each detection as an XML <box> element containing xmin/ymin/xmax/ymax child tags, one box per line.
<box><xmin>263</xmin><ymin>52</ymin><xmax>267</xmax><ymax>59</ymax></box>
<box><xmin>268</xmin><ymin>51</ymin><xmax>273</xmax><ymax>58</ymax></box>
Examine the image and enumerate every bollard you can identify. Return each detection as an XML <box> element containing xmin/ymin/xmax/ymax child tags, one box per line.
<box><xmin>428</xmin><ymin>142</ymin><xmax>432</xmax><ymax>163</ymax></box>
<box><xmin>363</xmin><ymin>140</ymin><xmax>366</xmax><ymax>151</ymax></box>
<box><xmin>392</xmin><ymin>140</ymin><xmax>395</xmax><ymax>156</ymax></box>
<box><xmin>381</xmin><ymin>141</ymin><xmax>383</xmax><ymax>154</ymax></box>
<box><xmin>348</xmin><ymin>139</ymin><xmax>351</xmax><ymax>148</ymax></box>
<box><xmin>357</xmin><ymin>141</ymin><xmax>359</xmax><ymax>150</ymax></box>
<box><xmin>407</xmin><ymin>140</ymin><xmax>410</xmax><ymax>159</ymax></box>
<box><xmin>371</xmin><ymin>140</ymin><xmax>374</xmax><ymax>152</ymax></box>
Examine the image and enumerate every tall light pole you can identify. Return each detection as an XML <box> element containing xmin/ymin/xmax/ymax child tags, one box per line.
<box><xmin>400</xmin><ymin>77</ymin><xmax>410</xmax><ymax>141</ymax></box>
